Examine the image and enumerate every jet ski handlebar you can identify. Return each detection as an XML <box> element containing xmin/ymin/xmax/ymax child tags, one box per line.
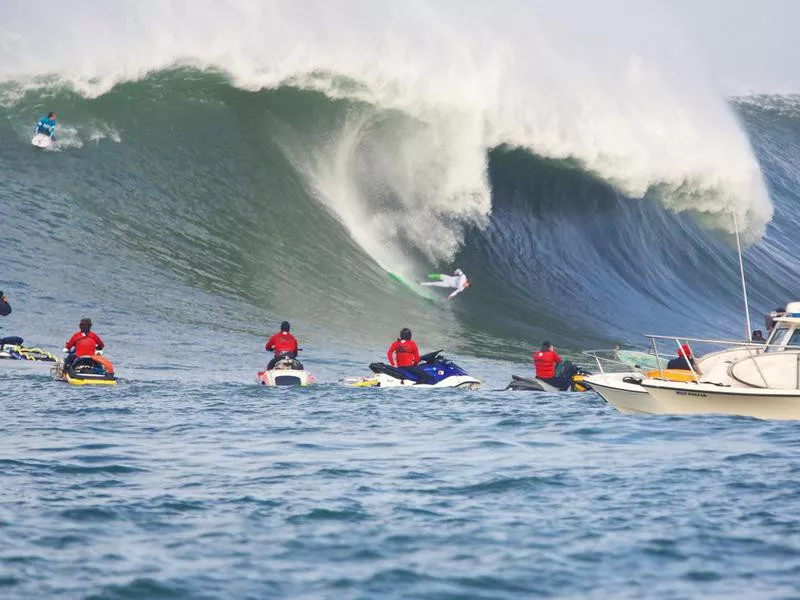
<box><xmin>419</xmin><ymin>349</ymin><xmax>444</xmax><ymax>364</ymax></box>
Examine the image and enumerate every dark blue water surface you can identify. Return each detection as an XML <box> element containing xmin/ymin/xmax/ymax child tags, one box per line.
<box><xmin>2</xmin><ymin>366</ymin><xmax>799</xmax><ymax>599</ymax></box>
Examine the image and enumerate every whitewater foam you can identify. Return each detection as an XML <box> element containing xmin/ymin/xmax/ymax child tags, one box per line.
<box><xmin>0</xmin><ymin>0</ymin><xmax>773</xmax><ymax>258</ymax></box>
<box><xmin>291</xmin><ymin>106</ymin><xmax>491</xmax><ymax>268</ymax></box>
<box><xmin>87</xmin><ymin>124</ymin><xmax>123</xmax><ymax>144</ymax></box>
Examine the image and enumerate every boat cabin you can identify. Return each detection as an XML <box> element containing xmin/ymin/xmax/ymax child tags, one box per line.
<box><xmin>764</xmin><ymin>301</ymin><xmax>800</xmax><ymax>353</ymax></box>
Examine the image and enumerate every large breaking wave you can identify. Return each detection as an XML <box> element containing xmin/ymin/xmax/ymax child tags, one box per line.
<box><xmin>1</xmin><ymin>1</ymin><xmax>796</xmax><ymax>357</ymax></box>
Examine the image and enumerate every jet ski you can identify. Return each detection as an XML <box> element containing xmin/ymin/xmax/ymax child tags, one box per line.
<box><xmin>504</xmin><ymin>361</ymin><xmax>591</xmax><ymax>392</ymax></box>
<box><xmin>53</xmin><ymin>352</ymin><xmax>117</xmax><ymax>386</ymax></box>
<box><xmin>0</xmin><ymin>336</ymin><xmax>59</xmax><ymax>362</ymax></box>
<box><xmin>346</xmin><ymin>350</ymin><xmax>481</xmax><ymax>389</ymax></box>
<box><xmin>257</xmin><ymin>352</ymin><xmax>316</xmax><ymax>387</ymax></box>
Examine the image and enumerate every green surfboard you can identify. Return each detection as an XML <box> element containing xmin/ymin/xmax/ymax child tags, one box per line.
<box><xmin>387</xmin><ymin>271</ymin><xmax>438</xmax><ymax>303</ymax></box>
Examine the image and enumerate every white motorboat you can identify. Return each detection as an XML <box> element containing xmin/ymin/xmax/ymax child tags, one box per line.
<box><xmin>585</xmin><ymin>302</ymin><xmax>800</xmax><ymax>420</ymax></box>
<box><xmin>583</xmin><ymin>347</ymin><xmax>749</xmax><ymax>414</ymax></box>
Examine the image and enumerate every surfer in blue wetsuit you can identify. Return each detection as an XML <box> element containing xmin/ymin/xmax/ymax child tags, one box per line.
<box><xmin>35</xmin><ymin>112</ymin><xmax>57</xmax><ymax>140</ymax></box>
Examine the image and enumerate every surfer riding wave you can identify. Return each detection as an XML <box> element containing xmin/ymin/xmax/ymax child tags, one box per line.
<box><xmin>420</xmin><ymin>269</ymin><xmax>470</xmax><ymax>300</ymax></box>
<box><xmin>35</xmin><ymin>112</ymin><xmax>57</xmax><ymax>140</ymax></box>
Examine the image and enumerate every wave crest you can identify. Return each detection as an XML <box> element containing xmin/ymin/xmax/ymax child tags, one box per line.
<box><xmin>0</xmin><ymin>0</ymin><xmax>772</xmax><ymax>259</ymax></box>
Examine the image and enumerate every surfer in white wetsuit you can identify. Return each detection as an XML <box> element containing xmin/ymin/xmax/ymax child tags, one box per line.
<box><xmin>420</xmin><ymin>269</ymin><xmax>471</xmax><ymax>300</ymax></box>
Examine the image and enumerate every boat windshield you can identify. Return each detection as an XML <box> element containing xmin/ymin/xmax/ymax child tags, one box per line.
<box><xmin>786</xmin><ymin>329</ymin><xmax>800</xmax><ymax>351</ymax></box>
<box><xmin>765</xmin><ymin>326</ymin><xmax>791</xmax><ymax>352</ymax></box>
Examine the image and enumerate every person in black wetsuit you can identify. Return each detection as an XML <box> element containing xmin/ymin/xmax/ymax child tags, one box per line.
<box><xmin>766</xmin><ymin>307</ymin><xmax>786</xmax><ymax>333</ymax></box>
<box><xmin>0</xmin><ymin>291</ymin><xmax>16</xmax><ymax>349</ymax></box>
<box><xmin>0</xmin><ymin>291</ymin><xmax>10</xmax><ymax>317</ymax></box>
<box><xmin>667</xmin><ymin>343</ymin><xmax>698</xmax><ymax>372</ymax></box>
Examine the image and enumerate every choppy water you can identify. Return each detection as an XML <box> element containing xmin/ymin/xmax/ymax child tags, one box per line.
<box><xmin>2</xmin><ymin>368</ymin><xmax>799</xmax><ymax>599</ymax></box>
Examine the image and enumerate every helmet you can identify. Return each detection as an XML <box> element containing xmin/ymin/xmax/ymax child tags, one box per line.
<box><xmin>280</xmin><ymin>321</ymin><xmax>291</xmax><ymax>332</ymax></box>
<box><xmin>400</xmin><ymin>328</ymin><xmax>412</xmax><ymax>340</ymax></box>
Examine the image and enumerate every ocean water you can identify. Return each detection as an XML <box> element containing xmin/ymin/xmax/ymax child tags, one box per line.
<box><xmin>2</xmin><ymin>1</ymin><xmax>800</xmax><ymax>598</ymax></box>
<box><xmin>3</xmin><ymin>371</ymin><xmax>799</xmax><ymax>599</ymax></box>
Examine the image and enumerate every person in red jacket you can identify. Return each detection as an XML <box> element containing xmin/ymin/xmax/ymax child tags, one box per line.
<box><xmin>387</xmin><ymin>328</ymin><xmax>420</xmax><ymax>367</ymax></box>
<box><xmin>534</xmin><ymin>340</ymin><xmax>568</xmax><ymax>390</ymax></box>
<box><xmin>667</xmin><ymin>343</ymin><xmax>699</xmax><ymax>372</ymax></box>
<box><xmin>386</xmin><ymin>328</ymin><xmax>435</xmax><ymax>384</ymax></box>
<box><xmin>265</xmin><ymin>321</ymin><xmax>299</xmax><ymax>370</ymax></box>
<box><xmin>64</xmin><ymin>318</ymin><xmax>105</xmax><ymax>370</ymax></box>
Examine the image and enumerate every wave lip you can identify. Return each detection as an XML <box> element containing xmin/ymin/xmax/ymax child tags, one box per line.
<box><xmin>0</xmin><ymin>1</ymin><xmax>772</xmax><ymax>250</ymax></box>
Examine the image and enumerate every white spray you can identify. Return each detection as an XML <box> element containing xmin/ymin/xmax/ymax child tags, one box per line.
<box><xmin>0</xmin><ymin>0</ymin><xmax>773</xmax><ymax>267</ymax></box>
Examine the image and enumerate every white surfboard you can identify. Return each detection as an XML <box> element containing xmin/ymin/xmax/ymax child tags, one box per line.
<box><xmin>31</xmin><ymin>133</ymin><xmax>53</xmax><ymax>149</ymax></box>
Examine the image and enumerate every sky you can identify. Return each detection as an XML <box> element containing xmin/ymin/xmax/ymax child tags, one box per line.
<box><xmin>2</xmin><ymin>0</ymin><xmax>800</xmax><ymax>95</ymax></box>
<box><xmin>669</xmin><ymin>0</ymin><xmax>800</xmax><ymax>94</ymax></box>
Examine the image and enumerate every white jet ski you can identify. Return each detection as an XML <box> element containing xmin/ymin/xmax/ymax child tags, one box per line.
<box><xmin>256</xmin><ymin>353</ymin><xmax>316</xmax><ymax>387</ymax></box>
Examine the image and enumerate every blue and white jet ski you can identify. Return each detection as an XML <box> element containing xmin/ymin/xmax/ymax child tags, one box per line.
<box><xmin>346</xmin><ymin>350</ymin><xmax>481</xmax><ymax>389</ymax></box>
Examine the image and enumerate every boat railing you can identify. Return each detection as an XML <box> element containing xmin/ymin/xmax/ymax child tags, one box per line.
<box><xmin>582</xmin><ymin>349</ymin><xmax>667</xmax><ymax>376</ymax></box>
<box><xmin>644</xmin><ymin>334</ymin><xmax>800</xmax><ymax>388</ymax></box>
<box><xmin>644</xmin><ymin>335</ymin><xmax>746</xmax><ymax>384</ymax></box>
<box><xmin>644</xmin><ymin>334</ymin><xmax>768</xmax><ymax>347</ymax></box>
<box><xmin>585</xmin><ymin>336</ymin><xmax>800</xmax><ymax>383</ymax></box>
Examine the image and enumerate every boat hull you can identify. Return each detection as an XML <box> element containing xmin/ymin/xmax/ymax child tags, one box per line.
<box><xmin>583</xmin><ymin>373</ymin><xmax>654</xmax><ymax>414</ymax></box>
<box><xmin>640</xmin><ymin>379</ymin><xmax>800</xmax><ymax>420</ymax></box>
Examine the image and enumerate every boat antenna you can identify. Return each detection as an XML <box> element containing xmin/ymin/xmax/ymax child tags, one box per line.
<box><xmin>732</xmin><ymin>209</ymin><xmax>752</xmax><ymax>341</ymax></box>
